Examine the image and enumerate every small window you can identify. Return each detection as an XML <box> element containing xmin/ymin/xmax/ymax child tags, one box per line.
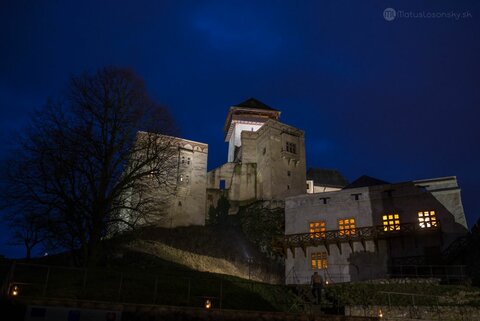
<box><xmin>179</xmin><ymin>174</ymin><xmax>184</xmax><ymax>182</ymax></box>
<box><xmin>287</xmin><ymin>185</ymin><xmax>290</xmax><ymax>190</ymax></box>
<box><xmin>417</xmin><ymin>185</ymin><xmax>429</xmax><ymax>192</ymax></box>
<box><xmin>418</xmin><ymin>210</ymin><xmax>438</xmax><ymax>228</ymax></box>
<box><xmin>352</xmin><ymin>193</ymin><xmax>361</xmax><ymax>201</ymax></box>
<box><xmin>383</xmin><ymin>214</ymin><xmax>401</xmax><ymax>231</ymax></box>
<box><xmin>186</xmin><ymin>175</ymin><xmax>190</xmax><ymax>183</ymax></box>
<box><xmin>178</xmin><ymin>201</ymin><xmax>182</xmax><ymax>206</ymax></box>
<box><xmin>187</xmin><ymin>157</ymin><xmax>191</xmax><ymax>165</ymax></box>
<box><xmin>219</xmin><ymin>180</ymin><xmax>226</xmax><ymax>190</ymax></box>
<box><xmin>311</xmin><ymin>252</ymin><xmax>328</xmax><ymax>270</ymax></box>
<box><xmin>309</xmin><ymin>221</ymin><xmax>326</xmax><ymax>239</ymax></box>
<box><xmin>181</xmin><ymin>156</ymin><xmax>185</xmax><ymax>164</ymax></box>
<box><xmin>339</xmin><ymin>218</ymin><xmax>356</xmax><ymax>236</ymax></box>
<box><xmin>286</xmin><ymin>142</ymin><xmax>297</xmax><ymax>154</ymax></box>
<box><xmin>319</xmin><ymin>197</ymin><xmax>329</xmax><ymax>204</ymax></box>
<box><xmin>287</xmin><ymin>171</ymin><xmax>291</xmax><ymax>177</ymax></box>
<box><xmin>384</xmin><ymin>189</ymin><xmax>394</xmax><ymax>197</ymax></box>
<box><xmin>263</xmin><ymin>147</ymin><xmax>266</xmax><ymax>155</ymax></box>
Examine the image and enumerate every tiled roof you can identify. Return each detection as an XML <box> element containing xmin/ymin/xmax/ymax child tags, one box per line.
<box><xmin>307</xmin><ymin>168</ymin><xmax>348</xmax><ymax>188</ymax></box>
<box><xmin>343</xmin><ymin>175</ymin><xmax>389</xmax><ymax>189</ymax></box>
<box><xmin>233</xmin><ymin>98</ymin><xmax>279</xmax><ymax>111</ymax></box>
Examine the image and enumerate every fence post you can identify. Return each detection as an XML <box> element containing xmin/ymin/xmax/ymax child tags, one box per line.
<box><xmin>153</xmin><ymin>276</ymin><xmax>158</xmax><ymax>304</ymax></box>
<box><xmin>42</xmin><ymin>267</ymin><xmax>51</xmax><ymax>297</ymax></box>
<box><xmin>3</xmin><ymin>261</ymin><xmax>16</xmax><ymax>296</ymax></box>
<box><xmin>219</xmin><ymin>280</ymin><xmax>223</xmax><ymax>310</ymax></box>
<box><xmin>436</xmin><ymin>295</ymin><xmax>440</xmax><ymax>321</ymax></box>
<box><xmin>82</xmin><ymin>269</ymin><xmax>88</xmax><ymax>293</ymax></box>
<box><xmin>118</xmin><ymin>273</ymin><xmax>123</xmax><ymax>301</ymax></box>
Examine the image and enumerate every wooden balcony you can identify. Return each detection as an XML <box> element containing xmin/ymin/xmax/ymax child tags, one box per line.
<box><xmin>281</xmin><ymin>222</ymin><xmax>441</xmax><ymax>257</ymax></box>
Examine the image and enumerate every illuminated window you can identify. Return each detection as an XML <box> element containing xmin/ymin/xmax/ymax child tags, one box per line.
<box><xmin>338</xmin><ymin>218</ymin><xmax>356</xmax><ymax>235</ymax></box>
<box><xmin>311</xmin><ymin>252</ymin><xmax>328</xmax><ymax>269</ymax></box>
<box><xmin>286</xmin><ymin>142</ymin><xmax>297</xmax><ymax>154</ymax></box>
<box><xmin>309</xmin><ymin>221</ymin><xmax>326</xmax><ymax>239</ymax></box>
<box><xmin>418</xmin><ymin>211</ymin><xmax>438</xmax><ymax>228</ymax></box>
<box><xmin>383</xmin><ymin>214</ymin><xmax>401</xmax><ymax>231</ymax></box>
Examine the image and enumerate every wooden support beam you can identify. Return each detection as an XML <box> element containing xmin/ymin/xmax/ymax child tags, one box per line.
<box><xmin>361</xmin><ymin>238</ymin><xmax>366</xmax><ymax>251</ymax></box>
<box><xmin>300</xmin><ymin>244</ymin><xmax>307</xmax><ymax>257</ymax></box>
<box><xmin>348</xmin><ymin>240</ymin><xmax>354</xmax><ymax>252</ymax></box>
<box><xmin>324</xmin><ymin>241</ymin><xmax>330</xmax><ymax>255</ymax></box>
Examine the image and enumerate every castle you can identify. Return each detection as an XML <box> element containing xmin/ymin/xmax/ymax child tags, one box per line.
<box><xmin>149</xmin><ymin>98</ymin><xmax>469</xmax><ymax>284</ymax></box>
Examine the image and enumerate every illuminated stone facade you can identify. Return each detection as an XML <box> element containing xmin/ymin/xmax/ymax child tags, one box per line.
<box><xmin>164</xmin><ymin>137</ymin><xmax>208</xmax><ymax>227</ymax></box>
<box><xmin>284</xmin><ymin>176</ymin><xmax>468</xmax><ymax>284</ymax></box>
<box><xmin>136</xmin><ymin>135</ymin><xmax>208</xmax><ymax>228</ymax></box>
<box><xmin>207</xmin><ymin>98</ymin><xmax>307</xmax><ymax>213</ymax></box>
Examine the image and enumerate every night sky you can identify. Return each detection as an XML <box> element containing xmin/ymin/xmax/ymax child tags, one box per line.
<box><xmin>1</xmin><ymin>1</ymin><xmax>479</xmax><ymax>258</ymax></box>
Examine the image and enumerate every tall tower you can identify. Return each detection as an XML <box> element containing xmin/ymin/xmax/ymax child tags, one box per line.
<box><xmin>224</xmin><ymin>98</ymin><xmax>280</xmax><ymax>162</ymax></box>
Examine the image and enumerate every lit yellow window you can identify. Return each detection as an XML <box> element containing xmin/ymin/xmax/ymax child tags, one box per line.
<box><xmin>311</xmin><ymin>252</ymin><xmax>328</xmax><ymax>269</ymax></box>
<box><xmin>382</xmin><ymin>214</ymin><xmax>401</xmax><ymax>231</ymax></box>
<box><xmin>309</xmin><ymin>221</ymin><xmax>326</xmax><ymax>239</ymax></box>
<box><xmin>418</xmin><ymin>211</ymin><xmax>438</xmax><ymax>228</ymax></box>
<box><xmin>338</xmin><ymin>218</ymin><xmax>356</xmax><ymax>235</ymax></box>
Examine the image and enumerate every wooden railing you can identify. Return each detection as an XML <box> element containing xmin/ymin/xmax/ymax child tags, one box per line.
<box><xmin>281</xmin><ymin>222</ymin><xmax>441</xmax><ymax>256</ymax></box>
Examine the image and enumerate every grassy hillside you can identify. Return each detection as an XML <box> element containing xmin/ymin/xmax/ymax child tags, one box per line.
<box><xmin>4</xmin><ymin>224</ymin><xmax>480</xmax><ymax>313</ymax></box>
<box><xmin>113</xmin><ymin>225</ymin><xmax>284</xmax><ymax>283</ymax></box>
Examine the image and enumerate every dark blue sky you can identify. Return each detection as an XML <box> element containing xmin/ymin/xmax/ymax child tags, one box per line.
<box><xmin>1</xmin><ymin>1</ymin><xmax>479</xmax><ymax>258</ymax></box>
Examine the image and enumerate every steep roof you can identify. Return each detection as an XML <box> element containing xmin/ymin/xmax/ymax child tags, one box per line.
<box><xmin>307</xmin><ymin>168</ymin><xmax>348</xmax><ymax>188</ymax></box>
<box><xmin>343</xmin><ymin>175</ymin><xmax>389</xmax><ymax>189</ymax></box>
<box><xmin>233</xmin><ymin>98</ymin><xmax>279</xmax><ymax>111</ymax></box>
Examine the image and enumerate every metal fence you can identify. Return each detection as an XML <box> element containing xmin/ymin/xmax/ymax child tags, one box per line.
<box><xmin>388</xmin><ymin>264</ymin><xmax>467</xmax><ymax>283</ymax></box>
<box><xmin>1</xmin><ymin>262</ymin><xmax>293</xmax><ymax>312</ymax></box>
<box><xmin>286</xmin><ymin>263</ymin><xmax>467</xmax><ymax>285</ymax></box>
<box><xmin>377</xmin><ymin>291</ymin><xmax>442</xmax><ymax>319</ymax></box>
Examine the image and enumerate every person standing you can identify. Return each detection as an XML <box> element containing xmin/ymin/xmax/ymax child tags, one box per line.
<box><xmin>311</xmin><ymin>271</ymin><xmax>323</xmax><ymax>304</ymax></box>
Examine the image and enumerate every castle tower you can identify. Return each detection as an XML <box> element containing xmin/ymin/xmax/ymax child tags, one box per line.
<box><xmin>224</xmin><ymin>98</ymin><xmax>280</xmax><ymax>162</ymax></box>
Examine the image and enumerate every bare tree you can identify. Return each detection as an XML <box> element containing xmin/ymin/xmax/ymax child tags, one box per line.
<box><xmin>1</xmin><ymin>67</ymin><xmax>178</xmax><ymax>266</ymax></box>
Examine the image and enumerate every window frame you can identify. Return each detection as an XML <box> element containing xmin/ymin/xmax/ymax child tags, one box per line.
<box><xmin>382</xmin><ymin>213</ymin><xmax>401</xmax><ymax>231</ymax></box>
<box><xmin>418</xmin><ymin>210</ymin><xmax>438</xmax><ymax>228</ymax></box>
<box><xmin>309</xmin><ymin>221</ymin><xmax>326</xmax><ymax>239</ymax></box>
<box><xmin>338</xmin><ymin>218</ymin><xmax>356</xmax><ymax>236</ymax></box>
<box><xmin>285</xmin><ymin>142</ymin><xmax>297</xmax><ymax>154</ymax></box>
<box><xmin>311</xmin><ymin>251</ymin><xmax>328</xmax><ymax>270</ymax></box>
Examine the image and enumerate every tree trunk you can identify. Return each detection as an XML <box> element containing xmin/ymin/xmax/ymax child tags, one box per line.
<box><xmin>25</xmin><ymin>244</ymin><xmax>31</xmax><ymax>261</ymax></box>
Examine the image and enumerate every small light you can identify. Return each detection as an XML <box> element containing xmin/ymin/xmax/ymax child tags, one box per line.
<box><xmin>205</xmin><ymin>299</ymin><xmax>212</xmax><ymax>309</ymax></box>
<box><xmin>325</xmin><ymin>280</ymin><xmax>329</xmax><ymax>285</ymax></box>
<box><xmin>11</xmin><ymin>285</ymin><xmax>19</xmax><ymax>296</ymax></box>
<box><xmin>379</xmin><ymin>309</ymin><xmax>383</xmax><ymax>318</ymax></box>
